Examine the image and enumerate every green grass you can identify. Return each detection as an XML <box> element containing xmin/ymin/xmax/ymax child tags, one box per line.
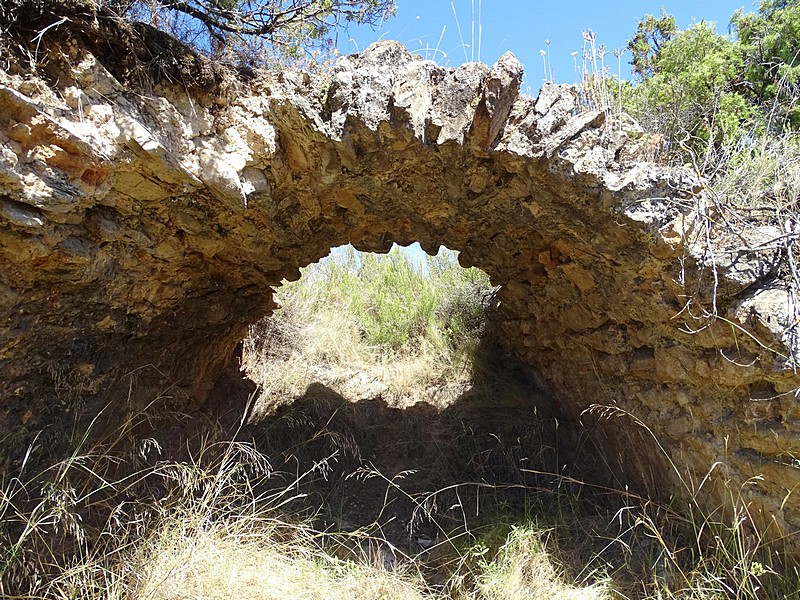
<box><xmin>473</xmin><ymin>525</ymin><xmax>611</xmax><ymax>600</ymax></box>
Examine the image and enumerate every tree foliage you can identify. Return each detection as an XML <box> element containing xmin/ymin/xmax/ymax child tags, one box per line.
<box><xmin>733</xmin><ymin>0</ymin><xmax>800</xmax><ymax>127</ymax></box>
<box><xmin>624</xmin><ymin>0</ymin><xmax>800</xmax><ymax>161</ymax></box>
<box><xmin>110</xmin><ymin>0</ymin><xmax>395</xmax><ymax>67</ymax></box>
<box><xmin>627</xmin><ymin>21</ymin><xmax>750</xmax><ymax>153</ymax></box>
<box><xmin>627</xmin><ymin>9</ymin><xmax>677</xmax><ymax>80</ymax></box>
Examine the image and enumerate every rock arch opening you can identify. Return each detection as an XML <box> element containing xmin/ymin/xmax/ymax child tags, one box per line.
<box><xmin>232</xmin><ymin>240</ymin><xmax>570</xmax><ymax>556</ymax></box>
<box><xmin>240</xmin><ymin>242</ymin><xmax>505</xmax><ymax>414</ymax></box>
<box><xmin>1</xmin><ymin>36</ymin><xmax>799</xmax><ymax>544</ymax></box>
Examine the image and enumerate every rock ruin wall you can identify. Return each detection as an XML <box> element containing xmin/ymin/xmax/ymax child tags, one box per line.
<box><xmin>1</xmin><ymin>34</ymin><xmax>799</xmax><ymax>544</ymax></box>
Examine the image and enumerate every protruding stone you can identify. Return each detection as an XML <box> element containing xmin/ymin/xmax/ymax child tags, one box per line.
<box><xmin>0</xmin><ymin>197</ymin><xmax>46</xmax><ymax>228</ymax></box>
<box><xmin>198</xmin><ymin>149</ymin><xmax>246</xmax><ymax>208</ymax></box>
<box><xmin>468</xmin><ymin>51</ymin><xmax>523</xmax><ymax>151</ymax></box>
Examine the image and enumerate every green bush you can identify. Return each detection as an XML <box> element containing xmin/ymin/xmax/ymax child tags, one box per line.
<box><xmin>623</xmin><ymin>1</ymin><xmax>800</xmax><ymax>164</ymax></box>
<box><xmin>733</xmin><ymin>0</ymin><xmax>800</xmax><ymax>129</ymax></box>
<box><xmin>274</xmin><ymin>244</ymin><xmax>494</xmax><ymax>358</ymax></box>
<box><xmin>625</xmin><ymin>20</ymin><xmax>750</xmax><ymax>156</ymax></box>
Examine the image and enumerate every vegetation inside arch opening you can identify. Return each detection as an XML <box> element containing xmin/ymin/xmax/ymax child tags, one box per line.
<box><xmin>241</xmin><ymin>243</ymin><xmax>501</xmax><ymax>415</ymax></box>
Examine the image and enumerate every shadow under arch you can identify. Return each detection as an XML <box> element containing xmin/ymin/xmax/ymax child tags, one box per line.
<box><xmin>201</xmin><ymin>318</ymin><xmax>647</xmax><ymax>587</ymax></box>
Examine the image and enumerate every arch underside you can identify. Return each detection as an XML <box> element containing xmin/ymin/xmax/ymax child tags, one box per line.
<box><xmin>1</xmin><ymin>40</ymin><xmax>798</xmax><ymax>544</ymax></box>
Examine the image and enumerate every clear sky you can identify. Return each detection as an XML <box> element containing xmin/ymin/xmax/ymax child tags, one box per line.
<box><xmin>338</xmin><ymin>0</ymin><xmax>757</xmax><ymax>91</ymax></box>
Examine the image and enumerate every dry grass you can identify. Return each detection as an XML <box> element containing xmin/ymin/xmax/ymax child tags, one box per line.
<box><xmin>0</xmin><ymin>406</ymin><xmax>612</xmax><ymax>600</ymax></box>
<box><xmin>132</xmin><ymin>517</ymin><xmax>430</xmax><ymax>600</ymax></box>
<box><xmin>4</xmin><ymin>246</ymin><xmax>800</xmax><ymax>598</ymax></box>
<box><xmin>242</xmin><ymin>244</ymin><xmax>494</xmax><ymax>412</ymax></box>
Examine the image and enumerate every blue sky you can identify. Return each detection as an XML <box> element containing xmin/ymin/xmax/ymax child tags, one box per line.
<box><xmin>339</xmin><ymin>0</ymin><xmax>757</xmax><ymax>90</ymax></box>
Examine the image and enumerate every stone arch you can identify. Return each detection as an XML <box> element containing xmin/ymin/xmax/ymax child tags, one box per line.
<box><xmin>1</xmin><ymin>40</ymin><xmax>798</xmax><ymax>543</ymax></box>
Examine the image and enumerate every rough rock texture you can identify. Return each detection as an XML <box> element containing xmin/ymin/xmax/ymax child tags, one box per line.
<box><xmin>2</xmin><ymin>38</ymin><xmax>799</xmax><ymax>545</ymax></box>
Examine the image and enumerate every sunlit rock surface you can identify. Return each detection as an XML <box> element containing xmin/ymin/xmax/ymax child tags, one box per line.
<box><xmin>1</xmin><ymin>33</ymin><xmax>798</xmax><ymax>545</ymax></box>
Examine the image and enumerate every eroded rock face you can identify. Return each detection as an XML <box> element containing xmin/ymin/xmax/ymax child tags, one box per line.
<box><xmin>1</xmin><ymin>38</ymin><xmax>799</xmax><ymax>544</ymax></box>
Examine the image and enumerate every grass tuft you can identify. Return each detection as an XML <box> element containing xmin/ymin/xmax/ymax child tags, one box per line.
<box><xmin>475</xmin><ymin>525</ymin><xmax>611</xmax><ymax>600</ymax></box>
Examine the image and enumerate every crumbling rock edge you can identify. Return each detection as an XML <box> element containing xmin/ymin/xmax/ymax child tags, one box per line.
<box><xmin>1</xmin><ymin>37</ymin><xmax>799</xmax><ymax>549</ymax></box>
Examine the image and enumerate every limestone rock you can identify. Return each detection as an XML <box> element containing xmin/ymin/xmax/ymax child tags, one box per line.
<box><xmin>1</xmin><ymin>35</ymin><xmax>799</xmax><ymax>550</ymax></box>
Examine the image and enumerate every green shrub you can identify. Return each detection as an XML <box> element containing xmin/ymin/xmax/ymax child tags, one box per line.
<box><xmin>622</xmin><ymin>1</ymin><xmax>800</xmax><ymax>166</ymax></box>
<box><xmin>280</xmin><ymin>244</ymin><xmax>493</xmax><ymax>357</ymax></box>
<box><xmin>625</xmin><ymin>20</ymin><xmax>750</xmax><ymax>157</ymax></box>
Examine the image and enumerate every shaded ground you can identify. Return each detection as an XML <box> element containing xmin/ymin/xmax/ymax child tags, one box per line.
<box><xmin>1</xmin><ymin>338</ymin><xmax>790</xmax><ymax>597</ymax></box>
<box><xmin>222</xmin><ymin>339</ymin><xmax>647</xmax><ymax>592</ymax></box>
